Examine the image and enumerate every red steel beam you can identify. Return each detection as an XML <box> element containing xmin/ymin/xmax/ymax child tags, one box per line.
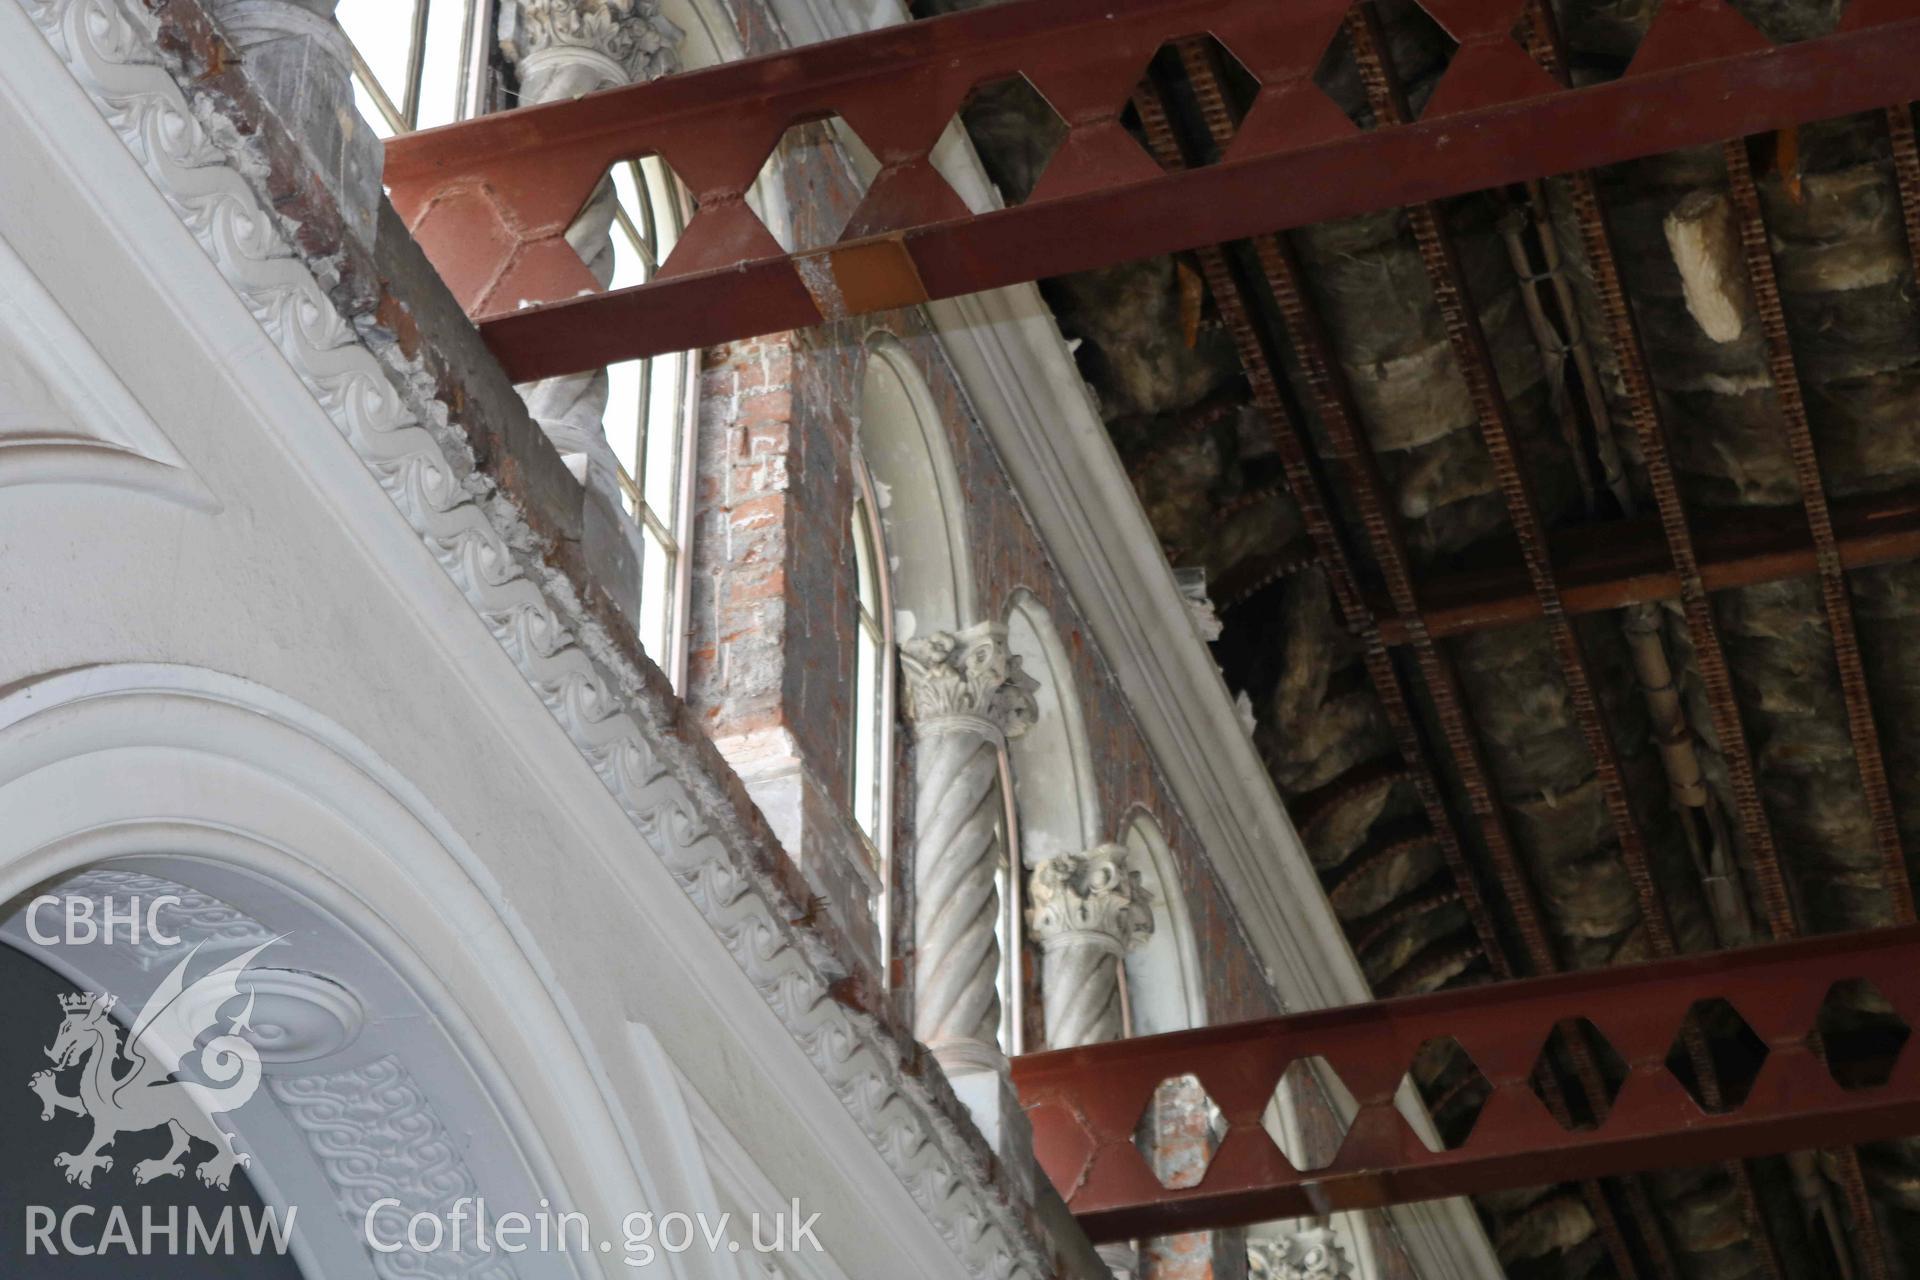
<box><xmin>1013</xmin><ymin>924</ymin><xmax>1920</xmax><ymax>1241</ymax></box>
<box><xmin>384</xmin><ymin>0</ymin><xmax>1920</xmax><ymax>381</ymax></box>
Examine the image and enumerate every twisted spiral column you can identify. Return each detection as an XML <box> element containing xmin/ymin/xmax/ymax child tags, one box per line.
<box><xmin>1029</xmin><ymin>844</ymin><xmax>1154</xmax><ymax>1279</ymax></box>
<box><xmin>499</xmin><ymin>1</ymin><xmax>681</xmax><ymax>488</ymax></box>
<box><xmin>1027</xmin><ymin>845</ymin><xmax>1155</xmax><ymax>1050</ymax></box>
<box><xmin>902</xmin><ymin>624</ymin><xmax>1037</xmax><ymax>1070</ymax></box>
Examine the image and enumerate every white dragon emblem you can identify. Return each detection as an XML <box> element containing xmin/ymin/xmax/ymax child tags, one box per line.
<box><xmin>28</xmin><ymin>939</ymin><xmax>276</xmax><ymax>1190</ymax></box>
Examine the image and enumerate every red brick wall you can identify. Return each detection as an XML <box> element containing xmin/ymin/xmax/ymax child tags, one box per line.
<box><xmin>679</xmin><ymin>9</ymin><xmax>1376</xmax><ymax>1276</ymax></box>
<box><xmin>683</xmin><ymin>127</ymin><xmax>1277</xmax><ymax>1037</ymax></box>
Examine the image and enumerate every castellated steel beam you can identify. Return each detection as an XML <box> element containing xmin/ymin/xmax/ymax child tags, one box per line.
<box><xmin>383</xmin><ymin>0</ymin><xmax>1920</xmax><ymax>382</ymax></box>
<box><xmin>1011</xmin><ymin>925</ymin><xmax>1920</xmax><ymax>1241</ymax></box>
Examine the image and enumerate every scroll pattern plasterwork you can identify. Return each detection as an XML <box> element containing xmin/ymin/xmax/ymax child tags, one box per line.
<box><xmin>53</xmin><ymin>868</ymin><xmax>276</xmax><ymax>970</ymax></box>
<box><xmin>17</xmin><ymin>2</ymin><xmax>1045</xmax><ymax>1276</ymax></box>
<box><xmin>270</xmin><ymin>1056</ymin><xmax>517</xmax><ymax>1280</ymax></box>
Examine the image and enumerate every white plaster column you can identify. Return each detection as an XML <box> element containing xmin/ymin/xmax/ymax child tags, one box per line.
<box><xmin>1028</xmin><ymin>844</ymin><xmax>1154</xmax><ymax>1280</ymax></box>
<box><xmin>498</xmin><ymin>1</ymin><xmax>680</xmax><ymax>477</ymax></box>
<box><xmin>901</xmin><ymin>623</ymin><xmax>1037</xmax><ymax>1071</ymax></box>
<box><xmin>1027</xmin><ymin>844</ymin><xmax>1154</xmax><ymax>1050</ymax></box>
<box><xmin>497</xmin><ymin>0</ymin><xmax>682</xmax><ymax>619</ymax></box>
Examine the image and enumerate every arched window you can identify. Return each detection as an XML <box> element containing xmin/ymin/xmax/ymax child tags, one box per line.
<box><xmin>602</xmin><ymin>161</ymin><xmax>700</xmax><ymax>686</ymax></box>
<box><xmin>850</xmin><ymin>449</ymin><xmax>894</xmax><ymax>863</ymax></box>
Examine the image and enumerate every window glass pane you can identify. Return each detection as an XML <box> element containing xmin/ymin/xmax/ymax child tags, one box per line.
<box><xmin>641</xmin><ymin>157</ymin><xmax>687</xmax><ymax>259</ymax></box>
<box><xmin>853</xmin><ymin>629</ymin><xmax>879</xmax><ymax>840</ymax></box>
<box><xmin>608</xmin><ymin>199</ymin><xmax>651</xmax><ymax>291</ymax></box>
<box><xmin>415</xmin><ymin>0</ymin><xmax>473</xmax><ymax>130</ymax></box>
<box><xmin>639</xmin><ymin>526</ymin><xmax>672</xmax><ymax>663</ymax></box>
<box><xmin>852</xmin><ymin>495</ymin><xmax>876</xmax><ymax>609</ymax></box>
<box><xmin>351</xmin><ymin>80</ymin><xmax>400</xmax><ymax>138</ymax></box>
<box><xmin>643</xmin><ymin>352</ymin><xmax>685</xmax><ymax>518</ymax></box>
<box><xmin>610</xmin><ymin>165</ymin><xmax>657</xmax><ymax>284</ymax></box>
<box><xmin>338</xmin><ymin>0</ymin><xmax>415</xmax><ymax>95</ymax></box>
<box><xmin>604</xmin><ymin>359</ymin><xmax>644</xmax><ymax>477</ymax></box>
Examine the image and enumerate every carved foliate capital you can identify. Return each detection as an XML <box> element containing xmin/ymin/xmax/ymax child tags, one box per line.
<box><xmin>1028</xmin><ymin>845</ymin><xmax>1155</xmax><ymax>955</ymax></box>
<box><xmin>500</xmin><ymin>0</ymin><xmax>682</xmax><ymax>97</ymax></box>
<box><xmin>1249</xmin><ymin>1227</ymin><xmax>1353</xmax><ymax>1280</ymax></box>
<box><xmin>899</xmin><ymin>623</ymin><xmax>1039</xmax><ymax>740</ymax></box>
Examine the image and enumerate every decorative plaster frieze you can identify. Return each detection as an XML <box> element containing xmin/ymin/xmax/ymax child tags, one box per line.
<box><xmin>271</xmin><ymin>1055</ymin><xmax>517</xmax><ymax>1280</ymax></box>
<box><xmin>18</xmin><ymin>3</ymin><xmax>1051</xmax><ymax>1277</ymax></box>
<box><xmin>53</xmin><ymin>868</ymin><xmax>275</xmax><ymax>970</ymax></box>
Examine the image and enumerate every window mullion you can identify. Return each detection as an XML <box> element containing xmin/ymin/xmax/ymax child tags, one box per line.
<box><xmin>400</xmin><ymin>0</ymin><xmax>433</xmax><ymax>128</ymax></box>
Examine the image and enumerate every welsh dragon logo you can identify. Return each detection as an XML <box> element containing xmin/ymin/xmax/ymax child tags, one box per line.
<box><xmin>28</xmin><ymin>940</ymin><xmax>276</xmax><ymax>1190</ymax></box>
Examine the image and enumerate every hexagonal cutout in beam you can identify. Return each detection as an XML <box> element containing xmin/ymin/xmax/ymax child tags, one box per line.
<box><xmin>751</xmin><ymin>116</ymin><xmax>880</xmax><ymax>253</ymax></box>
<box><xmin>1665</xmin><ymin>997</ymin><xmax>1768</xmax><ymax>1115</ymax></box>
<box><xmin>559</xmin><ymin>156</ymin><xmax>699</xmax><ymax>297</ymax></box>
<box><xmin>1815</xmin><ymin>978</ymin><xmax>1911</xmax><ymax>1090</ymax></box>
<box><xmin>951</xmin><ymin>74</ymin><xmax>1069</xmax><ymax>208</ymax></box>
<box><xmin>1134</xmin><ymin>1074</ymin><xmax>1227</xmax><ymax>1190</ymax></box>
<box><xmin>1402</xmin><ymin>1035</ymin><xmax>1491</xmax><ymax>1153</ymax></box>
<box><xmin>1530</xmin><ymin>1017</ymin><xmax>1628</xmax><ymax>1131</ymax></box>
<box><xmin>1261</xmin><ymin>1056</ymin><xmax>1357</xmax><ymax>1172</ymax></box>
<box><xmin>1126</xmin><ymin>35</ymin><xmax>1264</xmax><ymax>173</ymax></box>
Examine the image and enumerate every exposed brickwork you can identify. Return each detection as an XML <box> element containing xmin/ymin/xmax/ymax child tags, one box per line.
<box><xmin>656</xmin><ymin>5</ymin><xmax>1386</xmax><ymax>1275</ymax></box>
<box><xmin>1136</xmin><ymin>1080</ymin><xmax>1249</xmax><ymax>1280</ymax></box>
<box><xmin>683</xmin><ymin>129</ymin><xmax>1277</xmax><ymax>1040</ymax></box>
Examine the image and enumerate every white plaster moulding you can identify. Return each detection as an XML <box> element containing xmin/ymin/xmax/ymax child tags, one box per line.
<box><xmin>10</xmin><ymin>1</ymin><xmax>1054</xmax><ymax>1277</ymax></box>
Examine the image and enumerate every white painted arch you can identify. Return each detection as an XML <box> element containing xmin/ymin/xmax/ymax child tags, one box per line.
<box><xmin>0</xmin><ymin>664</ymin><xmax>735</xmax><ymax>1280</ymax></box>
<box><xmin>1004</xmin><ymin>591</ymin><xmax>1100</xmax><ymax>865</ymax></box>
<box><xmin>1120</xmin><ymin>811</ymin><xmax>1206</xmax><ymax>1038</ymax></box>
<box><xmin>856</xmin><ymin>335</ymin><xmax>977</xmax><ymax>640</ymax></box>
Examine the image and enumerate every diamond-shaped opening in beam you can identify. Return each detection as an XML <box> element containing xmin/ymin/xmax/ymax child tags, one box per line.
<box><xmin>1133</xmin><ymin>1074</ymin><xmax>1228</xmax><ymax>1190</ymax></box>
<box><xmin>1815</xmin><ymin>978</ymin><xmax>1911</xmax><ymax>1090</ymax></box>
<box><xmin>1391</xmin><ymin>4</ymin><xmax>1461</xmax><ymax>119</ymax></box>
<box><xmin>1310</xmin><ymin>23</ymin><xmax>1371</xmax><ymax>132</ymax></box>
<box><xmin>574</xmin><ymin>155</ymin><xmax>699</xmax><ymax>292</ymax></box>
<box><xmin>1529</xmin><ymin>1017</ymin><xmax>1628</xmax><ymax>1131</ymax></box>
<box><xmin>1124</xmin><ymin>35</ymin><xmax>1263</xmax><ymax>173</ymax></box>
<box><xmin>1401</xmin><ymin>1036</ymin><xmax>1491</xmax><ymax>1153</ymax></box>
<box><xmin>1665</xmin><ymin>997</ymin><xmax>1769</xmax><ymax>1115</ymax></box>
<box><xmin>950</xmin><ymin>73</ymin><xmax>1068</xmax><ymax>208</ymax></box>
<box><xmin>1724</xmin><ymin>0</ymin><xmax>1843</xmax><ymax>43</ymax></box>
<box><xmin>751</xmin><ymin>115</ymin><xmax>879</xmax><ymax>254</ymax></box>
<box><xmin>1311</xmin><ymin>4</ymin><xmax>1459</xmax><ymax>129</ymax></box>
<box><xmin>1261</xmin><ymin>1056</ymin><xmax>1357</xmax><ymax>1172</ymax></box>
